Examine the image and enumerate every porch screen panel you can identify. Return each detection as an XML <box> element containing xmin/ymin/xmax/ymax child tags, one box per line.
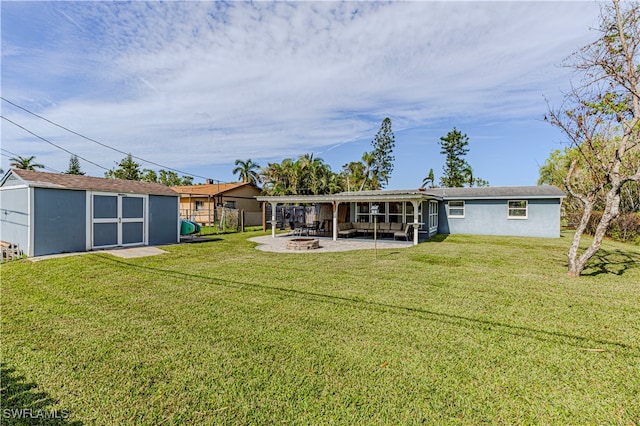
<box><xmin>356</xmin><ymin>202</ymin><xmax>369</xmax><ymax>222</ymax></box>
<box><xmin>388</xmin><ymin>202</ymin><xmax>401</xmax><ymax>223</ymax></box>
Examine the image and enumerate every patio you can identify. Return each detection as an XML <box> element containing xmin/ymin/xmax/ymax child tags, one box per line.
<box><xmin>249</xmin><ymin>234</ymin><xmax>414</xmax><ymax>253</ymax></box>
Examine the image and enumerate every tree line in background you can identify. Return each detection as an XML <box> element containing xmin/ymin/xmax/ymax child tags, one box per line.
<box><xmin>5</xmin><ymin>153</ymin><xmax>194</xmax><ymax>186</ymax></box>
<box><xmin>236</xmin><ymin>119</ymin><xmax>489</xmax><ymax>195</ymax></box>
<box><xmin>236</xmin><ymin>117</ymin><xmax>397</xmax><ymax>195</ymax></box>
<box><xmin>5</xmin><ymin>117</ymin><xmax>485</xmax><ymax>194</ymax></box>
<box><xmin>104</xmin><ymin>154</ymin><xmax>193</xmax><ymax>186</ymax></box>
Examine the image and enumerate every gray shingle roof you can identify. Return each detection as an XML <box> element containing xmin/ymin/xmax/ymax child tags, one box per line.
<box><xmin>424</xmin><ymin>185</ymin><xmax>565</xmax><ymax>199</ymax></box>
<box><xmin>5</xmin><ymin>169</ymin><xmax>178</xmax><ymax>196</ymax></box>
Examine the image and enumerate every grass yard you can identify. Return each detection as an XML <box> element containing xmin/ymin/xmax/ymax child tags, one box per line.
<box><xmin>2</xmin><ymin>231</ymin><xmax>639</xmax><ymax>425</ymax></box>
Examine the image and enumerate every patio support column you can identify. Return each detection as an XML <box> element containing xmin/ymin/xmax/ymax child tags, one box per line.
<box><xmin>411</xmin><ymin>200</ymin><xmax>420</xmax><ymax>246</ymax></box>
<box><xmin>332</xmin><ymin>201</ymin><xmax>339</xmax><ymax>241</ymax></box>
<box><xmin>270</xmin><ymin>202</ymin><xmax>278</xmax><ymax>238</ymax></box>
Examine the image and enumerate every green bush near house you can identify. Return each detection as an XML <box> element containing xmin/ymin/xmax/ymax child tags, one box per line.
<box><xmin>567</xmin><ymin>211</ymin><xmax>640</xmax><ymax>244</ymax></box>
<box><xmin>2</xmin><ymin>231</ymin><xmax>639</xmax><ymax>424</ymax></box>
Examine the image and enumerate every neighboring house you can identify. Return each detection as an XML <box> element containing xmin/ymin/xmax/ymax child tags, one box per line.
<box><xmin>0</xmin><ymin>169</ymin><xmax>180</xmax><ymax>257</ymax></box>
<box><xmin>171</xmin><ymin>182</ymin><xmax>262</xmax><ymax>226</ymax></box>
<box><xmin>257</xmin><ymin>186</ymin><xmax>565</xmax><ymax>244</ymax></box>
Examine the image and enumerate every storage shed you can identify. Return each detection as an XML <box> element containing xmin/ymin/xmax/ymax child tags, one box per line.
<box><xmin>0</xmin><ymin>169</ymin><xmax>180</xmax><ymax>257</ymax></box>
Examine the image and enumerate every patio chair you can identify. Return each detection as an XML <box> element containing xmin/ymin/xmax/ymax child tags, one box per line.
<box><xmin>292</xmin><ymin>222</ymin><xmax>304</xmax><ymax>236</ymax></box>
<box><xmin>394</xmin><ymin>224</ymin><xmax>412</xmax><ymax>241</ymax></box>
<box><xmin>308</xmin><ymin>221</ymin><xmax>320</xmax><ymax>236</ymax></box>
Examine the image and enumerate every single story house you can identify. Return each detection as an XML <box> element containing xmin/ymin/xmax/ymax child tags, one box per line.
<box><xmin>256</xmin><ymin>186</ymin><xmax>565</xmax><ymax>245</ymax></box>
<box><xmin>171</xmin><ymin>181</ymin><xmax>262</xmax><ymax>226</ymax></box>
<box><xmin>0</xmin><ymin>169</ymin><xmax>180</xmax><ymax>257</ymax></box>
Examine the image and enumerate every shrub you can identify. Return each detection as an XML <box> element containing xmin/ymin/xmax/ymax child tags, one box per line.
<box><xmin>567</xmin><ymin>211</ymin><xmax>640</xmax><ymax>243</ymax></box>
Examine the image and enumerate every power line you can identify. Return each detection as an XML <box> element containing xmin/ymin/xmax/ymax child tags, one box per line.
<box><xmin>1</xmin><ymin>97</ymin><xmax>225</xmax><ymax>183</ymax></box>
<box><xmin>1</xmin><ymin>116</ymin><xmax>110</xmax><ymax>171</ymax></box>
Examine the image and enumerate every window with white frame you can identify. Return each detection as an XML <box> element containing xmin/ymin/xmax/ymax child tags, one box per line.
<box><xmin>448</xmin><ymin>201</ymin><xmax>465</xmax><ymax>218</ymax></box>
<box><xmin>429</xmin><ymin>201</ymin><xmax>438</xmax><ymax>229</ymax></box>
<box><xmin>195</xmin><ymin>200</ymin><xmax>205</xmax><ymax>211</ymax></box>
<box><xmin>508</xmin><ymin>200</ymin><xmax>527</xmax><ymax>219</ymax></box>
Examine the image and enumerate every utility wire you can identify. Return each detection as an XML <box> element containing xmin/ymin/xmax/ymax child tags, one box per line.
<box><xmin>1</xmin><ymin>97</ymin><xmax>224</xmax><ymax>183</ymax></box>
<box><xmin>1</xmin><ymin>116</ymin><xmax>110</xmax><ymax>171</ymax></box>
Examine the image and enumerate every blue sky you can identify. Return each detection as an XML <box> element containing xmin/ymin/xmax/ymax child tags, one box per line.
<box><xmin>1</xmin><ymin>1</ymin><xmax>602</xmax><ymax>188</ymax></box>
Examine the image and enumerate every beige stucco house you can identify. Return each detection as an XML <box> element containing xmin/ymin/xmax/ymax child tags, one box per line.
<box><xmin>171</xmin><ymin>182</ymin><xmax>262</xmax><ymax>226</ymax></box>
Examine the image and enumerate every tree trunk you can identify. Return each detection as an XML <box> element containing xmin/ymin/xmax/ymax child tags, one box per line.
<box><xmin>567</xmin><ymin>201</ymin><xmax>593</xmax><ymax>277</ymax></box>
<box><xmin>567</xmin><ymin>186</ymin><xmax>622</xmax><ymax>276</ymax></box>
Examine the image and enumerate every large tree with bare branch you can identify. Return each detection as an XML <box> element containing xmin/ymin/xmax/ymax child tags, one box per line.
<box><xmin>546</xmin><ymin>0</ymin><xmax>640</xmax><ymax>276</ymax></box>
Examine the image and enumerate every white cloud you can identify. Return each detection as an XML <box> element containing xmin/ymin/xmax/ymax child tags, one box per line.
<box><xmin>1</xmin><ymin>1</ymin><xmax>601</xmax><ymax>178</ymax></box>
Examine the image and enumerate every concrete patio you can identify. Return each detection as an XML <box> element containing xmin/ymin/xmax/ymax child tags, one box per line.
<box><xmin>249</xmin><ymin>234</ymin><xmax>413</xmax><ymax>253</ymax></box>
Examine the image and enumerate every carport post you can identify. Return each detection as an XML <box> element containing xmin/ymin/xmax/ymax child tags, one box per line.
<box><xmin>270</xmin><ymin>202</ymin><xmax>278</xmax><ymax>238</ymax></box>
<box><xmin>332</xmin><ymin>201</ymin><xmax>339</xmax><ymax>241</ymax></box>
<box><xmin>412</xmin><ymin>200</ymin><xmax>420</xmax><ymax>246</ymax></box>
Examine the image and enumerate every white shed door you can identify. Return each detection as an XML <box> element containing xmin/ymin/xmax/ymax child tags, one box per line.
<box><xmin>92</xmin><ymin>194</ymin><xmax>145</xmax><ymax>249</ymax></box>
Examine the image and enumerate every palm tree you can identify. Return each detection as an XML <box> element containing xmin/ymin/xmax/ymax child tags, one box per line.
<box><xmin>232</xmin><ymin>159</ymin><xmax>260</xmax><ymax>185</ymax></box>
<box><xmin>298</xmin><ymin>153</ymin><xmax>328</xmax><ymax>195</ymax></box>
<box><xmin>359</xmin><ymin>152</ymin><xmax>376</xmax><ymax>191</ymax></box>
<box><xmin>462</xmin><ymin>165</ymin><xmax>474</xmax><ymax>187</ymax></box>
<box><xmin>422</xmin><ymin>168</ymin><xmax>435</xmax><ymax>188</ymax></box>
<box><xmin>9</xmin><ymin>155</ymin><xmax>45</xmax><ymax>171</ymax></box>
<box><xmin>260</xmin><ymin>161</ymin><xmax>290</xmax><ymax>195</ymax></box>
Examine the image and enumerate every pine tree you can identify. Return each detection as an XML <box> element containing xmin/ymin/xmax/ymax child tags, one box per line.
<box><xmin>105</xmin><ymin>154</ymin><xmax>141</xmax><ymax>180</ymax></box>
<box><xmin>369</xmin><ymin>117</ymin><xmax>396</xmax><ymax>188</ymax></box>
<box><xmin>65</xmin><ymin>155</ymin><xmax>85</xmax><ymax>175</ymax></box>
<box><xmin>438</xmin><ymin>128</ymin><xmax>470</xmax><ymax>187</ymax></box>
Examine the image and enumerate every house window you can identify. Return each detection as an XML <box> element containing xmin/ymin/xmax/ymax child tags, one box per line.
<box><xmin>429</xmin><ymin>201</ymin><xmax>438</xmax><ymax>229</ymax></box>
<box><xmin>508</xmin><ymin>200</ymin><xmax>528</xmax><ymax>219</ymax></box>
<box><xmin>448</xmin><ymin>201</ymin><xmax>465</xmax><ymax>218</ymax></box>
<box><xmin>224</xmin><ymin>201</ymin><xmax>236</xmax><ymax>209</ymax></box>
<box><xmin>195</xmin><ymin>201</ymin><xmax>205</xmax><ymax>211</ymax></box>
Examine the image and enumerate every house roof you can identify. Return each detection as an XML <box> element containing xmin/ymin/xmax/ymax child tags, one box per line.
<box><xmin>256</xmin><ymin>185</ymin><xmax>565</xmax><ymax>203</ymax></box>
<box><xmin>424</xmin><ymin>185</ymin><xmax>566</xmax><ymax>199</ymax></box>
<box><xmin>171</xmin><ymin>181</ymin><xmax>259</xmax><ymax>196</ymax></box>
<box><xmin>2</xmin><ymin>169</ymin><xmax>178</xmax><ymax>196</ymax></box>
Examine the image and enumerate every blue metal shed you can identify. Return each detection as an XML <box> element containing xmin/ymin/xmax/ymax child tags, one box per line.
<box><xmin>0</xmin><ymin>169</ymin><xmax>180</xmax><ymax>257</ymax></box>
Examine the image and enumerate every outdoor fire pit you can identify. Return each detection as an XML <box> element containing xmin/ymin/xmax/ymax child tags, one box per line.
<box><xmin>286</xmin><ymin>238</ymin><xmax>320</xmax><ymax>250</ymax></box>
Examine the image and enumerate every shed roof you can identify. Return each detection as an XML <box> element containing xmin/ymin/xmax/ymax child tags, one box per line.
<box><xmin>171</xmin><ymin>181</ymin><xmax>260</xmax><ymax>196</ymax></box>
<box><xmin>2</xmin><ymin>169</ymin><xmax>178</xmax><ymax>196</ymax></box>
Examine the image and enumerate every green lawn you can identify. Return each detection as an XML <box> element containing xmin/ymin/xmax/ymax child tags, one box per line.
<box><xmin>2</xmin><ymin>231</ymin><xmax>639</xmax><ymax>425</ymax></box>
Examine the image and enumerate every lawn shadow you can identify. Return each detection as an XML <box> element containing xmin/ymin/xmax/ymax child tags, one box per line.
<box><xmin>581</xmin><ymin>249</ymin><xmax>640</xmax><ymax>277</ymax></box>
<box><xmin>91</xmin><ymin>254</ymin><xmax>639</xmax><ymax>357</ymax></box>
<box><xmin>0</xmin><ymin>363</ymin><xmax>82</xmax><ymax>425</ymax></box>
<box><xmin>179</xmin><ymin>237</ymin><xmax>223</xmax><ymax>244</ymax></box>
<box><xmin>422</xmin><ymin>233</ymin><xmax>448</xmax><ymax>243</ymax></box>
